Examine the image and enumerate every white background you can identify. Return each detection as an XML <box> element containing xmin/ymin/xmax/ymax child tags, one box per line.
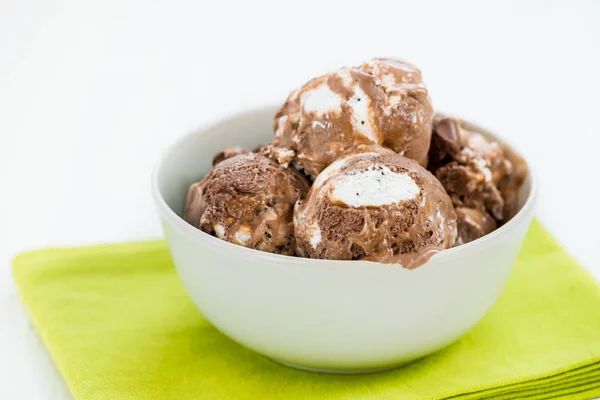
<box><xmin>1</xmin><ymin>1</ymin><xmax>599</xmax><ymax>398</ymax></box>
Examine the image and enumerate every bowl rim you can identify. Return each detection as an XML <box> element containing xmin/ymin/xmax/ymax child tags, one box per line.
<box><xmin>151</xmin><ymin>105</ymin><xmax>538</xmax><ymax>267</ymax></box>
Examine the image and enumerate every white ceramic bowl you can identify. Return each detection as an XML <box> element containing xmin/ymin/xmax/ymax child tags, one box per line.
<box><xmin>152</xmin><ymin>106</ymin><xmax>536</xmax><ymax>373</ymax></box>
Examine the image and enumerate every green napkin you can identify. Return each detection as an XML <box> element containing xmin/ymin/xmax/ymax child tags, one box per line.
<box><xmin>13</xmin><ymin>220</ymin><xmax>600</xmax><ymax>400</ymax></box>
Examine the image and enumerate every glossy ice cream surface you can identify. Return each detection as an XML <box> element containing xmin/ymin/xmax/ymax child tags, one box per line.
<box><xmin>294</xmin><ymin>148</ymin><xmax>457</xmax><ymax>268</ymax></box>
<box><xmin>272</xmin><ymin>58</ymin><xmax>433</xmax><ymax>177</ymax></box>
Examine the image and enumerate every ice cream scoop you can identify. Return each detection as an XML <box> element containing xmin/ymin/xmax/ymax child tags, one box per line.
<box><xmin>184</xmin><ymin>152</ymin><xmax>310</xmax><ymax>255</ymax></box>
<box><xmin>429</xmin><ymin>115</ymin><xmax>526</xmax><ymax>244</ymax></box>
<box><xmin>272</xmin><ymin>58</ymin><xmax>433</xmax><ymax>176</ymax></box>
<box><xmin>293</xmin><ymin>149</ymin><xmax>457</xmax><ymax>268</ymax></box>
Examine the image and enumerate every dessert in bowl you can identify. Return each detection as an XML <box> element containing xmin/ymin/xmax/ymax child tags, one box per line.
<box><xmin>151</xmin><ymin>59</ymin><xmax>536</xmax><ymax>373</ymax></box>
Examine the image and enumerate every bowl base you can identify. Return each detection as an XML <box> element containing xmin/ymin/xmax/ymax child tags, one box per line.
<box><xmin>269</xmin><ymin>358</ymin><xmax>406</xmax><ymax>375</ymax></box>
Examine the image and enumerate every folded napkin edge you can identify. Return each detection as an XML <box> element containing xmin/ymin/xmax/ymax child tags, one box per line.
<box><xmin>432</xmin><ymin>363</ymin><xmax>600</xmax><ymax>400</ymax></box>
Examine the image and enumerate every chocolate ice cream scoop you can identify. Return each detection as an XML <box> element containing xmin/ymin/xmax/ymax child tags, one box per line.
<box><xmin>429</xmin><ymin>115</ymin><xmax>527</xmax><ymax>244</ymax></box>
<box><xmin>272</xmin><ymin>58</ymin><xmax>433</xmax><ymax>176</ymax></box>
<box><xmin>294</xmin><ymin>149</ymin><xmax>457</xmax><ymax>268</ymax></box>
<box><xmin>184</xmin><ymin>152</ymin><xmax>310</xmax><ymax>255</ymax></box>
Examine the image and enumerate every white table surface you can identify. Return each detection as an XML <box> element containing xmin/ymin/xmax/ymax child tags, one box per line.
<box><xmin>1</xmin><ymin>1</ymin><xmax>599</xmax><ymax>398</ymax></box>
